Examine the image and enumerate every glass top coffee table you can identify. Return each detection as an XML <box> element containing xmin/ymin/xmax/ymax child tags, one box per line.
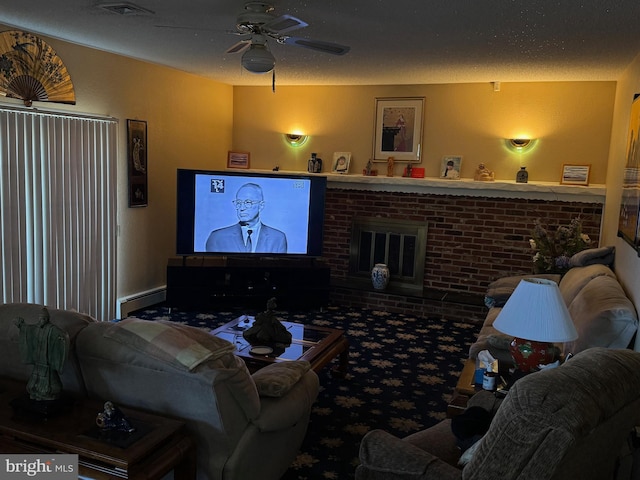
<box><xmin>211</xmin><ymin>315</ymin><xmax>348</xmax><ymax>376</ymax></box>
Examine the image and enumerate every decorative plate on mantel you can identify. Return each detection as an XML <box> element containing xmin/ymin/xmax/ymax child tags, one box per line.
<box><xmin>0</xmin><ymin>30</ymin><xmax>76</xmax><ymax>106</ymax></box>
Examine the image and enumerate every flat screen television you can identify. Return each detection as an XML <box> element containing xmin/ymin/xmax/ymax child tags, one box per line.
<box><xmin>176</xmin><ymin>169</ymin><xmax>327</xmax><ymax>257</ymax></box>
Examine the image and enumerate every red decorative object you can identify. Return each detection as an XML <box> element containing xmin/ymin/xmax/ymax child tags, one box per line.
<box><xmin>510</xmin><ymin>337</ymin><xmax>558</xmax><ymax>373</ymax></box>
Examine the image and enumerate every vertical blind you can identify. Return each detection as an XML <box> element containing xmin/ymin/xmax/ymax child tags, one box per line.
<box><xmin>0</xmin><ymin>107</ymin><xmax>117</xmax><ymax>321</ymax></box>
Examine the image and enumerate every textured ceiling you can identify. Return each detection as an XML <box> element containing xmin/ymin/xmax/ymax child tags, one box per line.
<box><xmin>2</xmin><ymin>0</ymin><xmax>640</xmax><ymax>86</ymax></box>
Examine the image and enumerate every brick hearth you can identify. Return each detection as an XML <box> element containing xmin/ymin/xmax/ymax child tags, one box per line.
<box><xmin>321</xmin><ymin>177</ymin><xmax>603</xmax><ymax>321</ymax></box>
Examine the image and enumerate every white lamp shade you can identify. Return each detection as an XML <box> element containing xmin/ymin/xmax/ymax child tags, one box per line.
<box><xmin>493</xmin><ymin>278</ymin><xmax>578</xmax><ymax>342</ymax></box>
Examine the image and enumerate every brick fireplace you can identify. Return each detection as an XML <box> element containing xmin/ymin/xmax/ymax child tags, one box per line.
<box><xmin>321</xmin><ymin>176</ymin><xmax>604</xmax><ymax>321</ymax></box>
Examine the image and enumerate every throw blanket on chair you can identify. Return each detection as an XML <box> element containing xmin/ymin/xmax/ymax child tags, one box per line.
<box><xmin>105</xmin><ymin>318</ymin><xmax>235</xmax><ymax>370</ymax></box>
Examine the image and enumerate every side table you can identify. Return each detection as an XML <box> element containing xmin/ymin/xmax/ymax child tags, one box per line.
<box><xmin>0</xmin><ymin>377</ymin><xmax>196</xmax><ymax>480</ymax></box>
<box><xmin>447</xmin><ymin>358</ymin><xmax>480</xmax><ymax>417</ymax></box>
<box><xmin>448</xmin><ymin>358</ymin><xmax>521</xmax><ymax>417</ymax></box>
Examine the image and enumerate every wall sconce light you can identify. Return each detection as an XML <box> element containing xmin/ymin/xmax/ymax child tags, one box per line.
<box><xmin>283</xmin><ymin>133</ymin><xmax>309</xmax><ymax>147</ymax></box>
<box><xmin>506</xmin><ymin>138</ymin><xmax>536</xmax><ymax>152</ymax></box>
<box><xmin>509</xmin><ymin>138</ymin><xmax>531</xmax><ymax>149</ymax></box>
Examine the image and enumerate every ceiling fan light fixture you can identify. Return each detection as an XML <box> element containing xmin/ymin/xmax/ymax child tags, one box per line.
<box><xmin>241</xmin><ymin>44</ymin><xmax>275</xmax><ymax>73</ymax></box>
<box><xmin>227</xmin><ymin>2</ymin><xmax>349</xmax><ymax>75</ymax></box>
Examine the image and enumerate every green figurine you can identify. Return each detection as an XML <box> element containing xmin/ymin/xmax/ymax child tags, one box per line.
<box><xmin>15</xmin><ymin>307</ymin><xmax>70</xmax><ymax>401</ymax></box>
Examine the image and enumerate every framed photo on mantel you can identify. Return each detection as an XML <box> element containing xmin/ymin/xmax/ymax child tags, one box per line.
<box><xmin>227</xmin><ymin>151</ymin><xmax>250</xmax><ymax>169</ymax></box>
<box><xmin>440</xmin><ymin>155</ymin><xmax>462</xmax><ymax>180</ymax></box>
<box><xmin>560</xmin><ymin>164</ymin><xmax>590</xmax><ymax>186</ymax></box>
<box><xmin>332</xmin><ymin>152</ymin><xmax>351</xmax><ymax>174</ymax></box>
<box><xmin>372</xmin><ymin>97</ymin><xmax>424</xmax><ymax>163</ymax></box>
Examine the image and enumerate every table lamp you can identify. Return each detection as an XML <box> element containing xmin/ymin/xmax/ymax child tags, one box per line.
<box><xmin>493</xmin><ymin>278</ymin><xmax>577</xmax><ymax>373</ymax></box>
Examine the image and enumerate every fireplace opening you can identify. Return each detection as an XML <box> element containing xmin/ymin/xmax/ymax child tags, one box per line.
<box><xmin>349</xmin><ymin>217</ymin><xmax>427</xmax><ymax>294</ymax></box>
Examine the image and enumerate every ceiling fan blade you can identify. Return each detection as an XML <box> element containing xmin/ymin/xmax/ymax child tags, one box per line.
<box><xmin>225</xmin><ymin>40</ymin><xmax>251</xmax><ymax>54</ymax></box>
<box><xmin>283</xmin><ymin>37</ymin><xmax>350</xmax><ymax>55</ymax></box>
<box><xmin>263</xmin><ymin>14</ymin><xmax>308</xmax><ymax>34</ymax></box>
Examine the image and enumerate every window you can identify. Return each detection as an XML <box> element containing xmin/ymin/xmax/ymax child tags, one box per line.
<box><xmin>0</xmin><ymin>106</ymin><xmax>117</xmax><ymax>320</ymax></box>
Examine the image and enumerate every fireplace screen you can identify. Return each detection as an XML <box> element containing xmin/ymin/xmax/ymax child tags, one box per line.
<box><xmin>349</xmin><ymin>217</ymin><xmax>427</xmax><ymax>293</ymax></box>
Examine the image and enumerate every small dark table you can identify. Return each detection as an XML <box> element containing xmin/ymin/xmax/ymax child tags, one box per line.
<box><xmin>211</xmin><ymin>315</ymin><xmax>349</xmax><ymax>376</ymax></box>
<box><xmin>447</xmin><ymin>358</ymin><xmax>480</xmax><ymax>417</ymax></box>
<box><xmin>0</xmin><ymin>377</ymin><xmax>196</xmax><ymax>480</ymax></box>
<box><xmin>448</xmin><ymin>358</ymin><xmax>526</xmax><ymax>417</ymax></box>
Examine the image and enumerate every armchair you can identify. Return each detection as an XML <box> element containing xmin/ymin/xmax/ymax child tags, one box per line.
<box><xmin>357</xmin><ymin>348</ymin><xmax>640</xmax><ymax>480</ymax></box>
<box><xmin>76</xmin><ymin>318</ymin><xmax>320</xmax><ymax>480</ymax></box>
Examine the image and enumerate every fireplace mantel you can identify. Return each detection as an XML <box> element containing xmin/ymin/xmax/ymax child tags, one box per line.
<box><xmin>326</xmin><ymin>174</ymin><xmax>606</xmax><ymax>203</ymax></box>
<box><xmin>244</xmin><ymin>169</ymin><xmax>606</xmax><ymax>203</ymax></box>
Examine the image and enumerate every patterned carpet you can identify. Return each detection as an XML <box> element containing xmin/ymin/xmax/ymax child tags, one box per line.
<box><xmin>128</xmin><ymin>304</ymin><xmax>479</xmax><ymax>479</ymax></box>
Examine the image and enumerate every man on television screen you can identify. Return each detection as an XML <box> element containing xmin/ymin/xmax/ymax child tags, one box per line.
<box><xmin>205</xmin><ymin>183</ymin><xmax>288</xmax><ymax>253</ymax></box>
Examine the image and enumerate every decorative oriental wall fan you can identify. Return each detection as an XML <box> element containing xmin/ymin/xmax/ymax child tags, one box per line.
<box><xmin>0</xmin><ymin>30</ymin><xmax>75</xmax><ymax>106</ymax></box>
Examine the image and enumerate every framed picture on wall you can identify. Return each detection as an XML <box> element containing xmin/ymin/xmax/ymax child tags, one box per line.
<box><xmin>127</xmin><ymin>119</ymin><xmax>148</xmax><ymax>208</ymax></box>
<box><xmin>372</xmin><ymin>97</ymin><xmax>424</xmax><ymax>163</ymax></box>
<box><xmin>560</xmin><ymin>164</ymin><xmax>591</xmax><ymax>185</ymax></box>
<box><xmin>440</xmin><ymin>155</ymin><xmax>462</xmax><ymax>179</ymax></box>
<box><xmin>617</xmin><ymin>93</ymin><xmax>640</xmax><ymax>253</ymax></box>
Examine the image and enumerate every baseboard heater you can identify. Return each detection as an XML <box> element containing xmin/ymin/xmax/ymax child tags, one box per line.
<box><xmin>116</xmin><ymin>286</ymin><xmax>166</xmax><ymax>319</ymax></box>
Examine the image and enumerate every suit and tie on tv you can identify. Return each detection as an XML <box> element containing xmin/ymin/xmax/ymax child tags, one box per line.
<box><xmin>205</xmin><ymin>222</ymin><xmax>287</xmax><ymax>253</ymax></box>
<box><xmin>205</xmin><ymin>183</ymin><xmax>288</xmax><ymax>254</ymax></box>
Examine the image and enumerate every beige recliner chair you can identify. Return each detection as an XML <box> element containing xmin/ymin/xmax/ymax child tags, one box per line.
<box><xmin>357</xmin><ymin>347</ymin><xmax>640</xmax><ymax>480</ymax></box>
<box><xmin>76</xmin><ymin>318</ymin><xmax>319</xmax><ymax>480</ymax></box>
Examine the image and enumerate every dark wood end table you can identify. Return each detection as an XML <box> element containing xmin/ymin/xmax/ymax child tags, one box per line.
<box><xmin>448</xmin><ymin>358</ymin><xmax>522</xmax><ymax>417</ymax></box>
<box><xmin>447</xmin><ymin>358</ymin><xmax>480</xmax><ymax>417</ymax></box>
<box><xmin>0</xmin><ymin>377</ymin><xmax>196</xmax><ymax>480</ymax></box>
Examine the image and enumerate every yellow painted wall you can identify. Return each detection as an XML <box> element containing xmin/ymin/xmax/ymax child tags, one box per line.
<box><xmin>233</xmin><ymin>82</ymin><xmax>615</xmax><ymax>183</ymax></box>
<box><xmin>0</xmin><ymin>26</ymin><xmax>234</xmax><ymax>307</ymax></box>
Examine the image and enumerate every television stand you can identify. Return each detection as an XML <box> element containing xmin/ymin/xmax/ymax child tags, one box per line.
<box><xmin>166</xmin><ymin>257</ymin><xmax>330</xmax><ymax>310</ymax></box>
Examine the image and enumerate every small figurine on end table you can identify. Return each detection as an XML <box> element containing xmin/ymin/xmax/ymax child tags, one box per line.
<box><xmin>243</xmin><ymin>298</ymin><xmax>292</xmax><ymax>346</ymax></box>
<box><xmin>96</xmin><ymin>401</ymin><xmax>136</xmax><ymax>433</ymax></box>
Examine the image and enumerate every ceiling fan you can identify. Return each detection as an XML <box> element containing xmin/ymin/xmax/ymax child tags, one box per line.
<box><xmin>226</xmin><ymin>1</ymin><xmax>350</xmax><ymax>74</ymax></box>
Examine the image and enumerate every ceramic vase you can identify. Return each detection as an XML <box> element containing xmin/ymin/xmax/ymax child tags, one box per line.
<box><xmin>371</xmin><ymin>263</ymin><xmax>390</xmax><ymax>290</ymax></box>
<box><xmin>516</xmin><ymin>166</ymin><xmax>529</xmax><ymax>183</ymax></box>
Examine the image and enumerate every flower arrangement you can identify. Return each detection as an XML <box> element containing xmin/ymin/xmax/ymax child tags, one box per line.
<box><xmin>529</xmin><ymin>217</ymin><xmax>591</xmax><ymax>273</ymax></box>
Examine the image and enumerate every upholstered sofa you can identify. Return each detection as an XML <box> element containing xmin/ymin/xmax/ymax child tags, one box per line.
<box><xmin>356</xmin><ymin>249</ymin><xmax>640</xmax><ymax>479</ymax></box>
<box><xmin>356</xmin><ymin>347</ymin><xmax>640</xmax><ymax>479</ymax></box>
<box><xmin>470</xmin><ymin>260</ymin><xmax>638</xmax><ymax>363</ymax></box>
<box><xmin>0</xmin><ymin>302</ymin><xmax>320</xmax><ymax>480</ymax></box>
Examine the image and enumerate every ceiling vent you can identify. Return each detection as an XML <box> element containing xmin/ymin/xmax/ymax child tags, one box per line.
<box><xmin>98</xmin><ymin>2</ymin><xmax>154</xmax><ymax>15</ymax></box>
